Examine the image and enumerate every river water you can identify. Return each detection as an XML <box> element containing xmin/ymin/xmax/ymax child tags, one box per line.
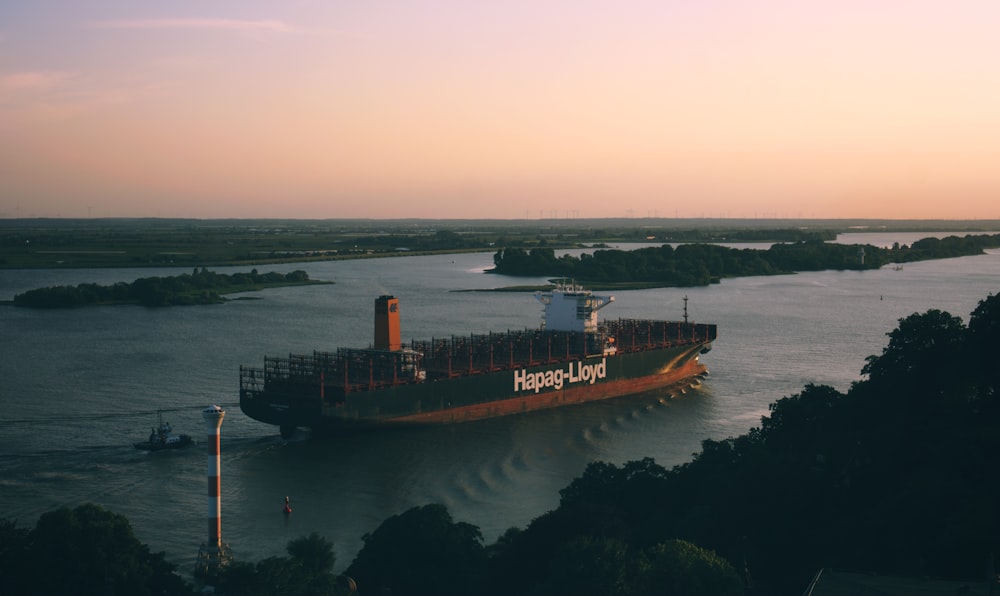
<box><xmin>1</xmin><ymin>232</ymin><xmax>998</xmax><ymax>577</ymax></box>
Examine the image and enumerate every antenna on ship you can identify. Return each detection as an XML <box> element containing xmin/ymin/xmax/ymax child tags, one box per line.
<box><xmin>683</xmin><ymin>295</ymin><xmax>689</xmax><ymax>324</ymax></box>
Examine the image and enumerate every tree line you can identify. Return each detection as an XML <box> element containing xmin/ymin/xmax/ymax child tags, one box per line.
<box><xmin>491</xmin><ymin>233</ymin><xmax>1000</xmax><ymax>286</ymax></box>
<box><xmin>11</xmin><ymin>268</ymin><xmax>314</xmax><ymax>308</ymax></box>
<box><xmin>1</xmin><ymin>217</ymin><xmax>853</xmax><ymax>269</ymax></box>
<box><xmin>2</xmin><ymin>291</ymin><xmax>998</xmax><ymax>595</ymax></box>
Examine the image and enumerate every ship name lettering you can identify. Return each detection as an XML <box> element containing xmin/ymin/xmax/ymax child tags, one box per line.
<box><xmin>514</xmin><ymin>358</ymin><xmax>606</xmax><ymax>394</ymax></box>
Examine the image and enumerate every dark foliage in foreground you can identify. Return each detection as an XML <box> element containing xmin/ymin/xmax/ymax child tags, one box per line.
<box><xmin>0</xmin><ymin>504</ymin><xmax>194</xmax><ymax>596</ymax></box>
<box><xmin>344</xmin><ymin>504</ymin><xmax>488</xmax><ymax>596</ymax></box>
<box><xmin>482</xmin><ymin>292</ymin><xmax>1000</xmax><ymax>595</ymax></box>
<box><xmin>215</xmin><ymin>532</ymin><xmax>352</xmax><ymax>596</ymax></box>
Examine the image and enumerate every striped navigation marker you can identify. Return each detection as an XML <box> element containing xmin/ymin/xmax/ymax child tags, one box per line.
<box><xmin>194</xmin><ymin>405</ymin><xmax>233</xmax><ymax>582</ymax></box>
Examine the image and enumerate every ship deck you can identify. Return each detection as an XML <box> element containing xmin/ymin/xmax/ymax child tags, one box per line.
<box><xmin>240</xmin><ymin>319</ymin><xmax>717</xmax><ymax>398</ymax></box>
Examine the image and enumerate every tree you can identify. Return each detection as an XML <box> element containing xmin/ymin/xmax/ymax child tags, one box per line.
<box><xmin>216</xmin><ymin>532</ymin><xmax>343</xmax><ymax>596</ymax></box>
<box><xmin>633</xmin><ymin>540</ymin><xmax>743</xmax><ymax>596</ymax></box>
<box><xmin>557</xmin><ymin>458</ymin><xmax>671</xmax><ymax>545</ymax></box>
<box><xmin>525</xmin><ymin>536</ymin><xmax>631</xmax><ymax>596</ymax></box>
<box><xmin>2</xmin><ymin>504</ymin><xmax>193</xmax><ymax>596</ymax></box>
<box><xmin>860</xmin><ymin>309</ymin><xmax>970</xmax><ymax>411</ymax></box>
<box><xmin>967</xmin><ymin>293</ymin><xmax>1000</xmax><ymax>403</ymax></box>
<box><xmin>0</xmin><ymin>519</ymin><xmax>30</xmax><ymax>595</ymax></box>
<box><xmin>759</xmin><ymin>383</ymin><xmax>846</xmax><ymax>457</ymax></box>
<box><xmin>287</xmin><ymin>532</ymin><xmax>336</xmax><ymax>576</ymax></box>
<box><xmin>345</xmin><ymin>503</ymin><xmax>486</xmax><ymax>596</ymax></box>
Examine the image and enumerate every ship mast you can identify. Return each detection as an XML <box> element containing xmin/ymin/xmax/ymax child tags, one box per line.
<box><xmin>683</xmin><ymin>295</ymin><xmax>689</xmax><ymax>324</ymax></box>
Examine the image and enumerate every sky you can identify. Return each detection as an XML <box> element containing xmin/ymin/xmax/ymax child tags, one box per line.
<box><xmin>1</xmin><ymin>1</ymin><xmax>999</xmax><ymax>220</ymax></box>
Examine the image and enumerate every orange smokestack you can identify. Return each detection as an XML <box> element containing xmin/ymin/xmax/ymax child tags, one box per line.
<box><xmin>374</xmin><ymin>295</ymin><xmax>401</xmax><ymax>351</ymax></box>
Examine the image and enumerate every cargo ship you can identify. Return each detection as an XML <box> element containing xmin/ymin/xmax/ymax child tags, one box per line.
<box><xmin>240</xmin><ymin>285</ymin><xmax>717</xmax><ymax>437</ymax></box>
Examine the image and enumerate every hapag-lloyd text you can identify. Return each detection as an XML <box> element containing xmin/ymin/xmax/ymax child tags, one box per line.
<box><xmin>513</xmin><ymin>358</ymin><xmax>607</xmax><ymax>394</ymax></box>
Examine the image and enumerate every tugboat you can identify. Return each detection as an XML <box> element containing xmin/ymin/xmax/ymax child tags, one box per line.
<box><xmin>134</xmin><ymin>411</ymin><xmax>193</xmax><ymax>451</ymax></box>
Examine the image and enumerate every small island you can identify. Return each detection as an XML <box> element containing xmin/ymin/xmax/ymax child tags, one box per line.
<box><xmin>11</xmin><ymin>268</ymin><xmax>327</xmax><ymax>308</ymax></box>
<box><xmin>490</xmin><ymin>233</ymin><xmax>1000</xmax><ymax>288</ymax></box>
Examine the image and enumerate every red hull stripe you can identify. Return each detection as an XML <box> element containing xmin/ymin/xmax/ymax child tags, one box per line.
<box><xmin>385</xmin><ymin>361</ymin><xmax>706</xmax><ymax>426</ymax></box>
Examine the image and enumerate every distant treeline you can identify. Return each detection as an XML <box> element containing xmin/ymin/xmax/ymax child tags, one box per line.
<box><xmin>491</xmin><ymin>233</ymin><xmax>1000</xmax><ymax>286</ymax></box>
<box><xmin>12</xmin><ymin>268</ymin><xmax>314</xmax><ymax>308</ymax></box>
<box><xmin>343</xmin><ymin>227</ymin><xmax>836</xmax><ymax>252</ymax></box>
<box><xmin>0</xmin><ymin>217</ymin><xmax>858</xmax><ymax>269</ymax></box>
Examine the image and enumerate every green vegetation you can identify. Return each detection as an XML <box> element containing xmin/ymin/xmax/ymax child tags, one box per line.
<box><xmin>492</xmin><ymin>233</ymin><xmax>1000</xmax><ymax>287</ymax></box>
<box><xmin>0</xmin><ymin>504</ymin><xmax>192</xmax><ymax>596</ymax></box>
<box><xmin>3</xmin><ymin>291</ymin><xmax>998</xmax><ymax>595</ymax></box>
<box><xmin>12</xmin><ymin>233</ymin><xmax>997</xmax><ymax>307</ymax></box>
<box><xmin>11</xmin><ymin>268</ymin><xmax>322</xmax><ymax>308</ymax></box>
<box><xmin>345</xmin><ymin>504</ymin><xmax>488</xmax><ymax>596</ymax></box>
<box><xmin>215</xmin><ymin>533</ymin><xmax>352</xmax><ymax>596</ymax></box>
<box><xmin>0</xmin><ymin>218</ymin><xmax>828</xmax><ymax>269</ymax></box>
<box><xmin>4</xmin><ymin>217</ymin><xmax>998</xmax><ymax>269</ymax></box>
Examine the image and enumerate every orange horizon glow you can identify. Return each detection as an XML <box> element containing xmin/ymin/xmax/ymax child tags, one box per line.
<box><xmin>1</xmin><ymin>1</ymin><xmax>998</xmax><ymax>219</ymax></box>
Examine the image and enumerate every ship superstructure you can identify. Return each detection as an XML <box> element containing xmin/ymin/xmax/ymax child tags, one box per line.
<box><xmin>534</xmin><ymin>283</ymin><xmax>613</xmax><ymax>333</ymax></box>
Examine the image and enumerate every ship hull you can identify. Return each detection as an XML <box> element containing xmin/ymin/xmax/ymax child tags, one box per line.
<box><xmin>240</xmin><ymin>340</ymin><xmax>710</xmax><ymax>433</ymax></box>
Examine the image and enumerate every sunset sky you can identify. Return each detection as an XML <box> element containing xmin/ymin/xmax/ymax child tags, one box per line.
<box><xmin>2</xmin><ymin>1</ymin><xmax>998</xmax><ymax>220</ymax></box>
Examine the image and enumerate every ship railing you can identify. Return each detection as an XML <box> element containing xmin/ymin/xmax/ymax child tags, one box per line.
<box><xmin>239</xmin><ymin>366</ymin><xmax>266</xmax><ymax>394</ymax></box>
<box><xmin>245</xmin><ymin>347</ymin><xmax>431</xmax><ymax>399</ymax></box>
<box><xmin>602</xmin><ymin>319</ymin><xmax>716</xmax><ymax>353</ymax></box>
<box><xmin>412</xmin><ymin>328</ymin><xmax>610</xmax><ymax>377</ymax></box>
<box><xmin>331</xmin><ymin>346</ymin><xmax>426</xmax><ymax>394</ymax></box>
<box><xmin>245</xmin><ymin>320</ymin><xmax>717</xmax><ymax>394</ymax></box>
<box><xmin>288</xmin><ymin>353</ymin><xmax>321</xmax><ymax>377</ymax></box>
<box><xmin>260</xmin><ymin>354</ymin><xmax>322</xmax><ymax>381</ymax></box>
<box><xmin>241</xmin><ymin>361</ymin><xmax>332</xmax><ymax>411</ymax></box>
